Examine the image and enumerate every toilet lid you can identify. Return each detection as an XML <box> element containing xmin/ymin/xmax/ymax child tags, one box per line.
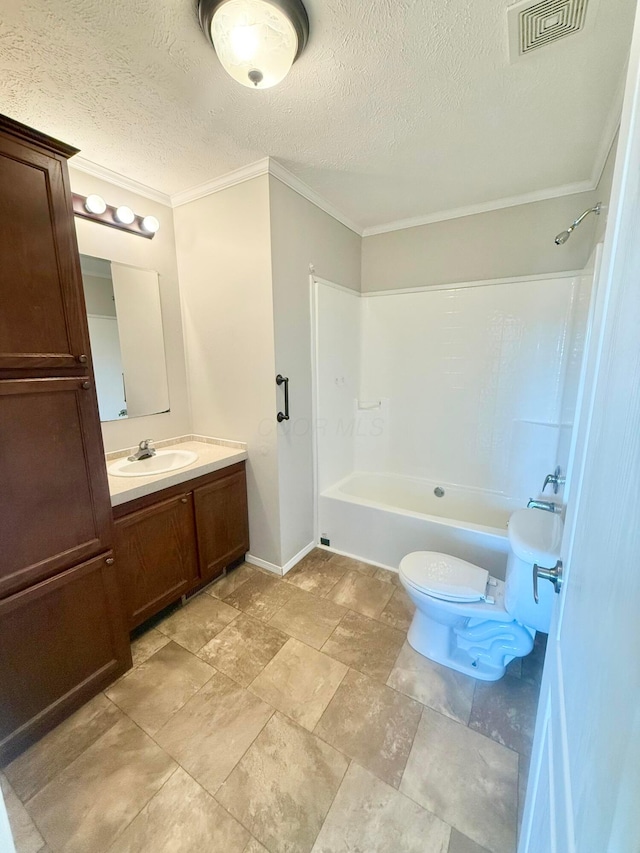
<box><xmin>399</xmin><ymin>551</ymin><xmax>489</xmax><ymax>602</ymax></box>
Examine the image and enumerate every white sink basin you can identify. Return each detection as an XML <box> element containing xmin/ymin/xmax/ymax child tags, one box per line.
<box><xmin>109</xmin><ymin>449</ymin><xmax>198</xmax><ymax>478</ymax></box>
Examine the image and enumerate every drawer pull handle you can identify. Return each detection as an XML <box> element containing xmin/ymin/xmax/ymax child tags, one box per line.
<box><xmin>181</xmin><ymin>497</ymin><xmax>188</xmax><ymax>504</ymax></box>
<box><xmin>105</xmin><ymin>557</ymin><xmax>115</xmax><ymax>565</ymax></box>
<box><xmin>81</xmin><ymin>381</ymin><xmax>91</xmax><ymax>390</ymax></box>
<box><xmin>77</xmin><ymin>354</ymin><xmax>88</xmax><ymax>364</ymax></box>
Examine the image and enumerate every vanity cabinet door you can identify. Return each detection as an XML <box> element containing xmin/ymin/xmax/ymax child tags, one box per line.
<box><xmin>0</xmin><ymin>551</ymin><xmax>131</xmax><ymax>763</ymax></box>
<box><xmin>0</xmin><ymin>377</ymin><xmax>113</xmax><ymax>599</ymax></box>
<box><xmin>0</xmin><ymin>122</ymin><xmax>90</xmax><ymax>375</ymax></box>
<box><xmin>194</xmin><ymin>468</ymin><xmax>249</xmax><ymax>583</ymax></box>
<box><xmin>115</xmin><ymin>493</ymin><xmax>199</xmax><ymax>629</ymax></box>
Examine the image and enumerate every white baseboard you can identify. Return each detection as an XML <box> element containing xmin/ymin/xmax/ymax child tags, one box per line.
<box><xmin>246</xmin><ymin>541</ymin><xmax>317</xmax><ymax>577</ymax></box>
<box><xmin>245</xmin><ymin>555</ymin><xmax>282</xmax><ymax>576</ymax></box>
<box><xmin>317</xmin><ymin>544</ymin><xmax>399</xmax><ymax>574</ymax></box>
<box><xmin>282</xmin><ymin>541</ymin><xmax>316</xmax><ymax>576</ymax></box>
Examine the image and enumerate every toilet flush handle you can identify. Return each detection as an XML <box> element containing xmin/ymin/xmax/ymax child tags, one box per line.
<box><xmin>533</xmin><ymin>560</ymin><xmax>563</xmax><ymax>603</ymax></box>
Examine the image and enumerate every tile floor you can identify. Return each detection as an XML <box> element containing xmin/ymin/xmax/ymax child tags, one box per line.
<box><xmin>1</xmin><ymin>550</ymin><xmax>546</xmax><ymax>853</ymax></box>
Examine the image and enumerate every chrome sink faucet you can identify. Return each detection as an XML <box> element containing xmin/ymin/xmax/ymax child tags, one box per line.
<box><xmin>527</xmin><ymin>499</ymin><xmax>559</xmax><ymax>513</ymax></box>
<box><xmin>128</xmin><ymin>439</ymin><xmax>156</xmax><ymax>462</ymax></box>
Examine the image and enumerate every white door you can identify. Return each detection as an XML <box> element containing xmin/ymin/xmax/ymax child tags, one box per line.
<box><xmin>520</xmin><ymin>8</ymin><xmax>640</xmax><ymax>852</ymax></box>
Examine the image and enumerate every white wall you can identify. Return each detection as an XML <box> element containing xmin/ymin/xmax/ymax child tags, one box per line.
<box><xmin>70</xmin><ymin>167</ymin><xmax>190</xmax><ymax>451</ymax></box>
<box><xmin>315</xmin><ymin>282</ymin><xmax>361</xmax><ymax>494</ymax></box>
<box><xmin>174</xmin><ymin>176</ymin><xmax>282</xmax><ymax>567</ymax></box>
<box><xmin>269</xmin><ymin>177</ymin><xmax>361</xmax><ymax>565</ymax></box>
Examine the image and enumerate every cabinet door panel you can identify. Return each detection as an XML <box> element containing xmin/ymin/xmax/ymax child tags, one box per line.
<box><xmin>0</xmin><ymin>377</ymin><xmax>112</xmax><ymax>597</ymax></box>
<box><xmin>0</xmin><ymin>133</ymin><xmax>90</xmax><ymax>372</ymax></box>
<box><xmin>194</xmin><ymin>470</ymin><xmax>249</xmax><ymax>583</ymax></box>
<box><xmin>115</xmin><ymin>493</ymin><xmax>199</xmax><ymax>629</ymax></box>
<box><xmin>0</xmin><ymin>552</ymin><xmax>131</xmax><ymax>763</ymax></box>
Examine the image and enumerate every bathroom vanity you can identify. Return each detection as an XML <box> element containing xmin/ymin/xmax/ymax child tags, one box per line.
<box><xmin>107</xmin><ymin>438</ymin><xmax>249</xmax><ymax>628</ymax></box>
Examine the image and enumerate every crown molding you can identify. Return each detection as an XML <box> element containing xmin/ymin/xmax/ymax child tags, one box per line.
<box><xmin>267</xmin><ymin>160</ymin><xmax>362</xmax><ymax>235</ymax></box>
<box><xmin>69</xmin><ymin>156</ymin><xmax>172</xmax><ymax>206</ymax></box>
<box><xmin>170</xmin><ymin>158</ymin><xmax>270</xmax><ymax>207</ymax></box>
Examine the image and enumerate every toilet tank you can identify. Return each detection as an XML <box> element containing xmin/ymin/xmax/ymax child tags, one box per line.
<box><xmin>504</xmin><ymin>509</ymin><xmax>563</xmax><ymax>633</ymax></box>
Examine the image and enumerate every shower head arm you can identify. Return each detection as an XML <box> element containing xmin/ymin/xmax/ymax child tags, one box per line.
<box><xmin>571</xmin><ymin>202</ymin><xmax>602</xmax><ymax>230</ymax></box>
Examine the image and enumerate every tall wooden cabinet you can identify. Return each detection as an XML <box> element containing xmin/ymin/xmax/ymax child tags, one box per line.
<box><xmin>0</xmin><ymin>115</ymin><xmax>130</xmax><ymax>763</ymax></box>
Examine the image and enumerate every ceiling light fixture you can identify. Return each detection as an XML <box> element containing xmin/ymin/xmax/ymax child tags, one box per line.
<box><xmin>198</xmin><ymin>0</ymin><xmax>309</xmax><ymax>89</ymax></box>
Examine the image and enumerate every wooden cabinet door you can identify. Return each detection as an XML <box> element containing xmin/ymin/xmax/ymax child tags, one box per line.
<box><xmin>0</xmin><ymin>121</ymin><xmax>90</xmax><ymax>374</ymax></box>
<box><xmin>0</xmin><ymin>551</ymin><xmax>131</xmax><ymax>763</ymax></box>
<box><xmin>115</xmin><ymin>493</ymin><xmax>199</xmax><ymax>629</ymax></box>
<box><xmin>0</xmin><ymin>377</ymin><xmax>113</xmax><ymax>598</ymax></box>
<box><xmin>194</xmin><ymin>469</ymin><xmax>249</xmax><ymax>583</ymax></box>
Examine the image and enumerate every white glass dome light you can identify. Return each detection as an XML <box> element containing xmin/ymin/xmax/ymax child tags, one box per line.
<box><xmin>141</xmin><ymin>215</ymin><xmax>160</xmax><ymax>234</ymax></box>
<box><xmin>114</xmin><ymin>205</ymin><xmax>135</xmax><ymax>225</ymax></box>
<box><xmin>84</xmin><ymin>194</ymin><xmax>107</xmax><ymax>215</ymax></box>
<box><xmin>199</xmin><ymin>0</ymin><xmax>309</xmax><ymax>90</ymax></box>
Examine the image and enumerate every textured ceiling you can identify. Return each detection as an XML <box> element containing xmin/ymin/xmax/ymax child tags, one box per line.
<box><xmin>0</xmin><ymin>0</ymin><xmax>635</xmax><ymax>229</ymax></box>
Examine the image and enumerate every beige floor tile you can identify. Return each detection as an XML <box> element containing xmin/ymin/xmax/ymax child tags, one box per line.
<box><xmin>105</xmin><ymin>642</ymin><xmax>214</xmax><ymax>735</ymax></box>
<box><xmin>131</xmin><ymin>628</ymin><xmax>171</xmax><ymax>667</ymax></box>
<box><xmin>269</xmin><ymin>587</ymin><xmax>347</xmax><ymax>649</ymax></box>
<box><xmin>378</xmin><ymin>587</ymin><xmax>415</xmax><ymax>631</ymax></box>
<box><xmin>400</xmin><ymin>707</ymin><xmax>518</xmax><ymax>853</ymax></box>
<box><xmin>311</xmin><ymin>762</ymin><xmax>450</xmax><ymax>853</ymax></box>
<box><xmin>109</xmin><ymin>767</ymin><xmax>249</xmax><ymax>853</ymax></box>
<box><xmin>325</xmin><ymin>571</ymin><xmax>394</xmax><ymax>619</ymax></box>
<box><xmin>448</xmin><ymin>828</ymin><xmax>492</xmax><ymax>853</ymax></box>
<box><xmin>224</xmin><ymin>573</ymin><xmax>295</xmax><ymax>622</ymax></box>
<box><xmin>199</xmin><ymin>612</ymin><xmax>288</xmax><ymax>687</ymax></box>
<box><xmin>321</xmin><ymin>610</ymin><xmax>405</xmax><ymax>682</ymax></box>
<box><xmin>0</xmin><ymin>773</ymin><xmax>45</xmax><ymax>853</ymax></box>
<box><xmin>250</xmin><ymin>638</ymin><xmax>347</xmax><ymax>731</ymax></box>
<box><xmin>315</xmin><ymin>669</ymin><xmax>422</xmax><ymax>788</ymax></box>
<box><xmin>284</xmin><ymin>556</ymin><xmax>348</xmax><ymax>597</ymax></box>
<box><xmin>374</xmin><ymin>567</ymin><xmax>403</xmax><ymax>587</ymax></box>
<box><xmin>327</xmin><ymin>554</ymin><xmax>377</xmax><ymax>577</ymax></box>
<box><xmin>216</xmin><ymin>713</ymin><xmax>348</xmax><ymax>853</ymax></box>
<box><xmin>155</xmin><ymin>671</ymin><xmax>273</xmax><ymax>795</ymax></box>
<box><xmin>469</xmin><ymin>675</ymin><xmax>539</xmax><ymax>756</ymax></box>
<box><xmin>387</xmin><ymin>642</ymin><xmax>476</xmax><ymax>724</ymax></box>
<box><xmin>244</xmin><ymin>838</ymin><xmax>269</xmax><ymax>853</ymax></box>
<box><xmin>4</xmin><ymin>694</ymin><xmax>123</xmax><ymax>802</ymax></box>
<box><xmin>207</xmin><ymin>562</ymin><xmax>257</xmax><ymax>600</ymax></box>
<box><xmin>156</xmin><ymin>594</ymin><xmax>239</xmax><ymax>653</ymax></box>
<box><xmin>26</xmin><ymin>717</ymin><xmax>176</xmax><ymax>853</ymax></box>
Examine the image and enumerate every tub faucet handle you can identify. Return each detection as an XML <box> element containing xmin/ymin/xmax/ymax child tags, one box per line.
<box><xmin>542</xmin><ymin>466</ymin><xmax>566</xmax><ymax>494</ymax></box>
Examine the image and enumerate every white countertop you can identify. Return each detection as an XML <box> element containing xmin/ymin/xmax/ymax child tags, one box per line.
<box><xmin>107</xmin><ymin>436</ymin><xmax>248</xmax><ymax>507</ymax></box>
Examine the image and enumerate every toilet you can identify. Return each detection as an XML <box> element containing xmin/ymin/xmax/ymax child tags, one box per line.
<box><xmin>399</xmin><ymin>508</ymin><xmax>563</xmax><ymax>681</ymax></box>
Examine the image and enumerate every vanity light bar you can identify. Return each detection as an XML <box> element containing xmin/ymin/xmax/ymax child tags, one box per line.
<box><xmin>71</xmin><ymin>193</ymin><xmax>160</xmax><ymax>239</ymax></box>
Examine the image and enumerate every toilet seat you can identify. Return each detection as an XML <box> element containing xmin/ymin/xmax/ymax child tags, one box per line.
<box><xmin>399</xmin><ymin>551</ymin><xmax>490</xmax><ymax>603</ymax></box>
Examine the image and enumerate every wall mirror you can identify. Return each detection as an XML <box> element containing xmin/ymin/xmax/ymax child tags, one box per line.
<box><xmin>80</xmin><ymin>255</ymin><xmax>170</xmax><ymax>422</ymax></box>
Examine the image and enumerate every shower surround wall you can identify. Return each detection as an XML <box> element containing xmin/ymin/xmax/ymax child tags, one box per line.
<box><xmin>317</xmin><ymin>273</ymin><xmax>590</xmax><ymax>513</ymax></box>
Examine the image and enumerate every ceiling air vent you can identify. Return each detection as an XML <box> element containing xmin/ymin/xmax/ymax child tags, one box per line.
<box><xmin>508</xmin><ymin>0</ymin><xmax>590</xmax><ymax>59</ymax></box>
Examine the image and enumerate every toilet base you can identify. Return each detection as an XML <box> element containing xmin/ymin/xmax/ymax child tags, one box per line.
<box><xmin>406</xmin><ymin>606</ymin><xmax>535</xmax><ymax>682</ymax></box>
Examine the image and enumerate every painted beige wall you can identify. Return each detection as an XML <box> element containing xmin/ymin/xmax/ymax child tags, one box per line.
<box><xmin>593</xmin><ymin>133</ymin><xmax>619</xmax><ymax>246</ymax></box>
<box><xmin>361</xmin><ymin>192</ymin><xmax>604</xmax><ymax>291</ymax></box>
<box><xmin>173</xmin><ymin>175</ymin><xmax>282</xmax><ymax>567</ymax></box>
<box><xmin>69</xmin><ymin>167</ymin><xmax>190</xmax><ymax>451</ymax></box>
<box><xmin>269</xmin><ymin>176</ymin><xmax>361</xmax><ymax>565</ymax></box>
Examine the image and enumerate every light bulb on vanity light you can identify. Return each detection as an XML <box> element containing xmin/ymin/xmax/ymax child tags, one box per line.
<box><xmin>141</xmin><ymin>215</ymin><xmax>160</xmax><ymax>234</ymax></box>
<box><xmin>84</xmin><ymin>194</ymin><xmax>107</xmax><ymax>215</ymax></box>
<box><xmin>114</xmin><ymin>205</ymin><xmax>135</xmax><ymax>225</ymax></box>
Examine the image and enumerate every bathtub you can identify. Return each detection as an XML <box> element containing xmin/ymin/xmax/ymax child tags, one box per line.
<box><xmin>318</xmin><ymin>472</ymin><xmax>521</xmax><ymax>578</ymax></box>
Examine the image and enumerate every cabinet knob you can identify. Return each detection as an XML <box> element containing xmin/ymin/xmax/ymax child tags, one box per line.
<box><xmin>81</xmin><ymin>381</ymin><xmax>91</xmax><ymax>390</ymax></box>
<box><xmin>105</xmin><ymin>557</ymin><xmax>115</xmax><ymax>565</ymax></box>
<box><xmin>180</xmin><ymin>497</ymin><xmax>188</xmax><ymax>504</ymax></box>
<box><xmin>77</xmin><ymin>354</ymin><xmax>88</xmax><ymax>364</ymax></box>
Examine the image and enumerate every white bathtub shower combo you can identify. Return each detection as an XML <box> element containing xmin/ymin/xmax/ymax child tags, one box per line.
<box><xmin>313</xmin><ymin>265</ymin><xmax>594</xmax><ymax>678</ymax></box>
